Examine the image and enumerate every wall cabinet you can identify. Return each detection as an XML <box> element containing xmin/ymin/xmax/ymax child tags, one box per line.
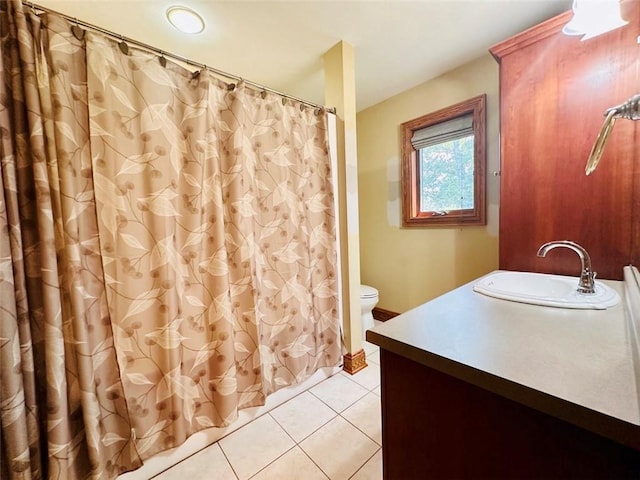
<box><xmin>490</xmin><ymin>3</ymin><xmax>639</xmax><ymax>280</ymax></box>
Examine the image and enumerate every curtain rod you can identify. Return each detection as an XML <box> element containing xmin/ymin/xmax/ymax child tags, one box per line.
<box><xmin>23</xmin><ymin>1</ymin><xmax>336</xmax><ymax>114</ymax></box>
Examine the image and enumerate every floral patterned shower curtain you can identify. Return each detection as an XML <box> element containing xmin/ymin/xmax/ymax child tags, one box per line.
<box><xmin>1</xmin><ymin>1</ymin><xmax>341</xmax><ymax>478</ymax></box>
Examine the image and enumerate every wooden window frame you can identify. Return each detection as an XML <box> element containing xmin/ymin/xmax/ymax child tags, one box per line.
<box><xmin>401</xmin><ymin>94</ymin><xmax>487</xmax><ymax>227</ymax></box>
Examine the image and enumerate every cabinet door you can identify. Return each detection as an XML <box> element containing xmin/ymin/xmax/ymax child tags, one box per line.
<box><xmin>491</xmin><ymin>3</ymin><xmax>639</xmax><ymax>280</ymax></box>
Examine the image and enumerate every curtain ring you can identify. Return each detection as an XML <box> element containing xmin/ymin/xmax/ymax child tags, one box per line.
<box><xmin>261</xmin><ymin>90</ymin><xmax>267</xmax><ymax>99</ymax></box>
<box><xmin>158</xmin><ymin>54</ymin><xmax>167</xmax><ymax>67</ymax></box>
<box><xmin>71</xmin><ymin>18</ymin><xmax>85</xmax><ymax>41</ymax></box>
<box><xmin>227</xmin><ymin>83</ymin><xmax>236</xmax><ymax>91</ymax></box>
<box><xmin>282</xmin><ymin>97</ymin><xmax>287</xmax><ymax>106</ymax></box>
<box><xmin>118</xmin><ymin>36</ymin><xmax>129</xmax><ymax>55</ymax></box>
<box><xmin>299</xmin><ymin>104</ymin><xmax>305</xmax><ymax>112</ymax></box>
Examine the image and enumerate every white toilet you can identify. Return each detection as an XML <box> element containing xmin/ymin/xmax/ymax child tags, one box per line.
<box><xmin>360</xmin><ymin>284</ymin><xmax>379</xmax><ymax>336</ymax></box>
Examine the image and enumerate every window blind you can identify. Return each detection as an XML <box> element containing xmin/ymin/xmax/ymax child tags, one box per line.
<box><xmin>411</xmin><ymin>114</ymin><xmax>473</xmax><ymax>150</ymax></box>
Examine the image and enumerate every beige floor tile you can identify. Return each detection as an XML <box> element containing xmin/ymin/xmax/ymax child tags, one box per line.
<box><xmin>372</xmin><ymin>385</ymin><xmax>381</xmax><ymax>396</ymax></box>
<box><xmin>153</xmin><ymin>443</ymin><xmax>237</xmax><ymax>480</ymax></box>
<box><xmin>366</xmin><ymin>349</ymin><xmax>380</xmax><ymax>365</ymax></box>
<box><xmin>219</xmin><ymin>414</ymin><xmax>295</xmax><ymax>479</ymax></box>
<box><xmin>362</xmin><ymin>341</ymin><xmax>379</xmax><ymax>356</ymax></box>
<box><xmin>310</xmin><ymin>373</ymin><xmax>369</xmax><ymax>413</ymax></box>
<box><xmin>349</xmin><ymin>449</ymin><xmax>382</xmax><ymax>480</ymax></box>
<box><xmin>299</xmin><ymin>416</ymin><xmax>379</xmax><ymax>480</ymax></box>
<box><xmin>341</xmin><ymin>363</ymin><xmax>380</xmax><ymax>391</ymax></box>
<box><xmin>250</xmin><ymin>446</ymin><xmax>328</xmax><ymax>480</ymax></box>
<box><xmin>341</xmin><ymin>393</ymin><xmax>382</xmax><ymax>445</ymax></box>
<box><xmin>270</xmin><ymin>391</ymin><xmax>337</xmax><ymax>443</ymax></box>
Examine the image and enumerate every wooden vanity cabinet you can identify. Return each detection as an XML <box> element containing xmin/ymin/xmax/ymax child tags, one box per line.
<box><xmin>490</xmin><ymin>2</ymin><xmax>640</xmax><ymax>280</ymax></box>
<box><xmin>369</xmin><ymin>273</ymin><xmax>640</xmax><ymax>478</ymax></box>
<box><xmin>379</xmin><ymin>349</ymin><xmax>640</xmax><ymax>479</ymax></box>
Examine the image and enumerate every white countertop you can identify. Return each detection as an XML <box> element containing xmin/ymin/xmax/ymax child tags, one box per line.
<box><xmin>367</xmin><ymin>269</ymin><xmax>640</xmax><ymax>449</ymax></box>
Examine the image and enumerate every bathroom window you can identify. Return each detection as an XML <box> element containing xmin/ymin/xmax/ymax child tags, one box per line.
<box><xmin>401</xmin><ymin>94</ymin><xmax>486</xmax><ymax>226</ymax></box>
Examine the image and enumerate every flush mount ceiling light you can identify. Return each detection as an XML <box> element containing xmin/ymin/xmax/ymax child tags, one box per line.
<box><xmin>563</xmin><ymin>0</ymin><xmax>628</xmax><ymax>41</ymax></box>
<box><xmin>166</xmin><ymin>6</ymin><xmax>205</xmax><ymax>34</ymax></box>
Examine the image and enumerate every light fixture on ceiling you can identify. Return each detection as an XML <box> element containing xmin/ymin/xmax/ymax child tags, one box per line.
<box><xmin>563</xmin><ymin>0</ymin><xmax>628</xmax><ymax>40</ymax></box>
<box><xmin>166</xmin><ymin>6</ymin><xmax>205</xmax><ymax>34</ymax></box>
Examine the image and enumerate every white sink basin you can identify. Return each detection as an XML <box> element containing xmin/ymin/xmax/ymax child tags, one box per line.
<box><xmin>473</xmin><ymin>271</ymin><xmax>620</xmax><ymax>310</ymax></box>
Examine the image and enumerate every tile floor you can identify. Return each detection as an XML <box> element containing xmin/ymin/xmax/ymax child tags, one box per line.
<box><xmin>153</xmin><ymin>340</ymin><xmax>383</xmax><ymax>480</ymax></box>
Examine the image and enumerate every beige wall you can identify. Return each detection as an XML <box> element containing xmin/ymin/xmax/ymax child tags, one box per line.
<box><xmin>357</xmin><ymin>54</ymin><xmax>500</xmax><ymax>313</ymax></box>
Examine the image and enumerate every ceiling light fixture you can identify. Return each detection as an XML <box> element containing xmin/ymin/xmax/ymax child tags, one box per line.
<box><xmin>166</xmin><ymin>6</ymin><xmax>205</xmax><ymax>34</ymax></box>
<box><xmin>562</xmin><ymin>0</ymin><xmax>628</xmax><ymax>41</ymax></box>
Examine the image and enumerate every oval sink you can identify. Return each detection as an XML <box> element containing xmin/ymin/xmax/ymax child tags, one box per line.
<box><xmin>473</xmin><ymin>271</ymin><xmax>620</xmax><ymax>310</ymax></box>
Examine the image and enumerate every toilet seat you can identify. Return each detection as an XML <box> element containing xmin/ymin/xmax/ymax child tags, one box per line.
<box><xmin>360</xmin><ymin>284</ymin><xmax>378</xmax><ymax>299</ymax></box>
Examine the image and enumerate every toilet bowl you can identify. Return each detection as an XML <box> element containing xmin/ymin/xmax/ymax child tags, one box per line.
<box><xmin>360</xmin><ymin>284</ymin><xmax>379</xmax><ymax>336</ymax></box>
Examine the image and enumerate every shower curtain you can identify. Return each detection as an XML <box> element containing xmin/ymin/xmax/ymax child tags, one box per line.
<box><xmin>0</xmin><ymin>1</ymin><xmax>341</xmax><ymax>478</ymax></box>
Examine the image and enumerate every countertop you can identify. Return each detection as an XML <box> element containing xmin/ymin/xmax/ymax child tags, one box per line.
<box><xmin>366</xmin><ymin>269</ymin><xmax>640</xmax><ymax>451</ymax></box>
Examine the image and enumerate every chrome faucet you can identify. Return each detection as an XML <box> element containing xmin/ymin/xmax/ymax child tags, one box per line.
<box><xmin>536</xmin><ymin>241</ymin><xmax>596</xmax><ymax>294</ymax></box>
